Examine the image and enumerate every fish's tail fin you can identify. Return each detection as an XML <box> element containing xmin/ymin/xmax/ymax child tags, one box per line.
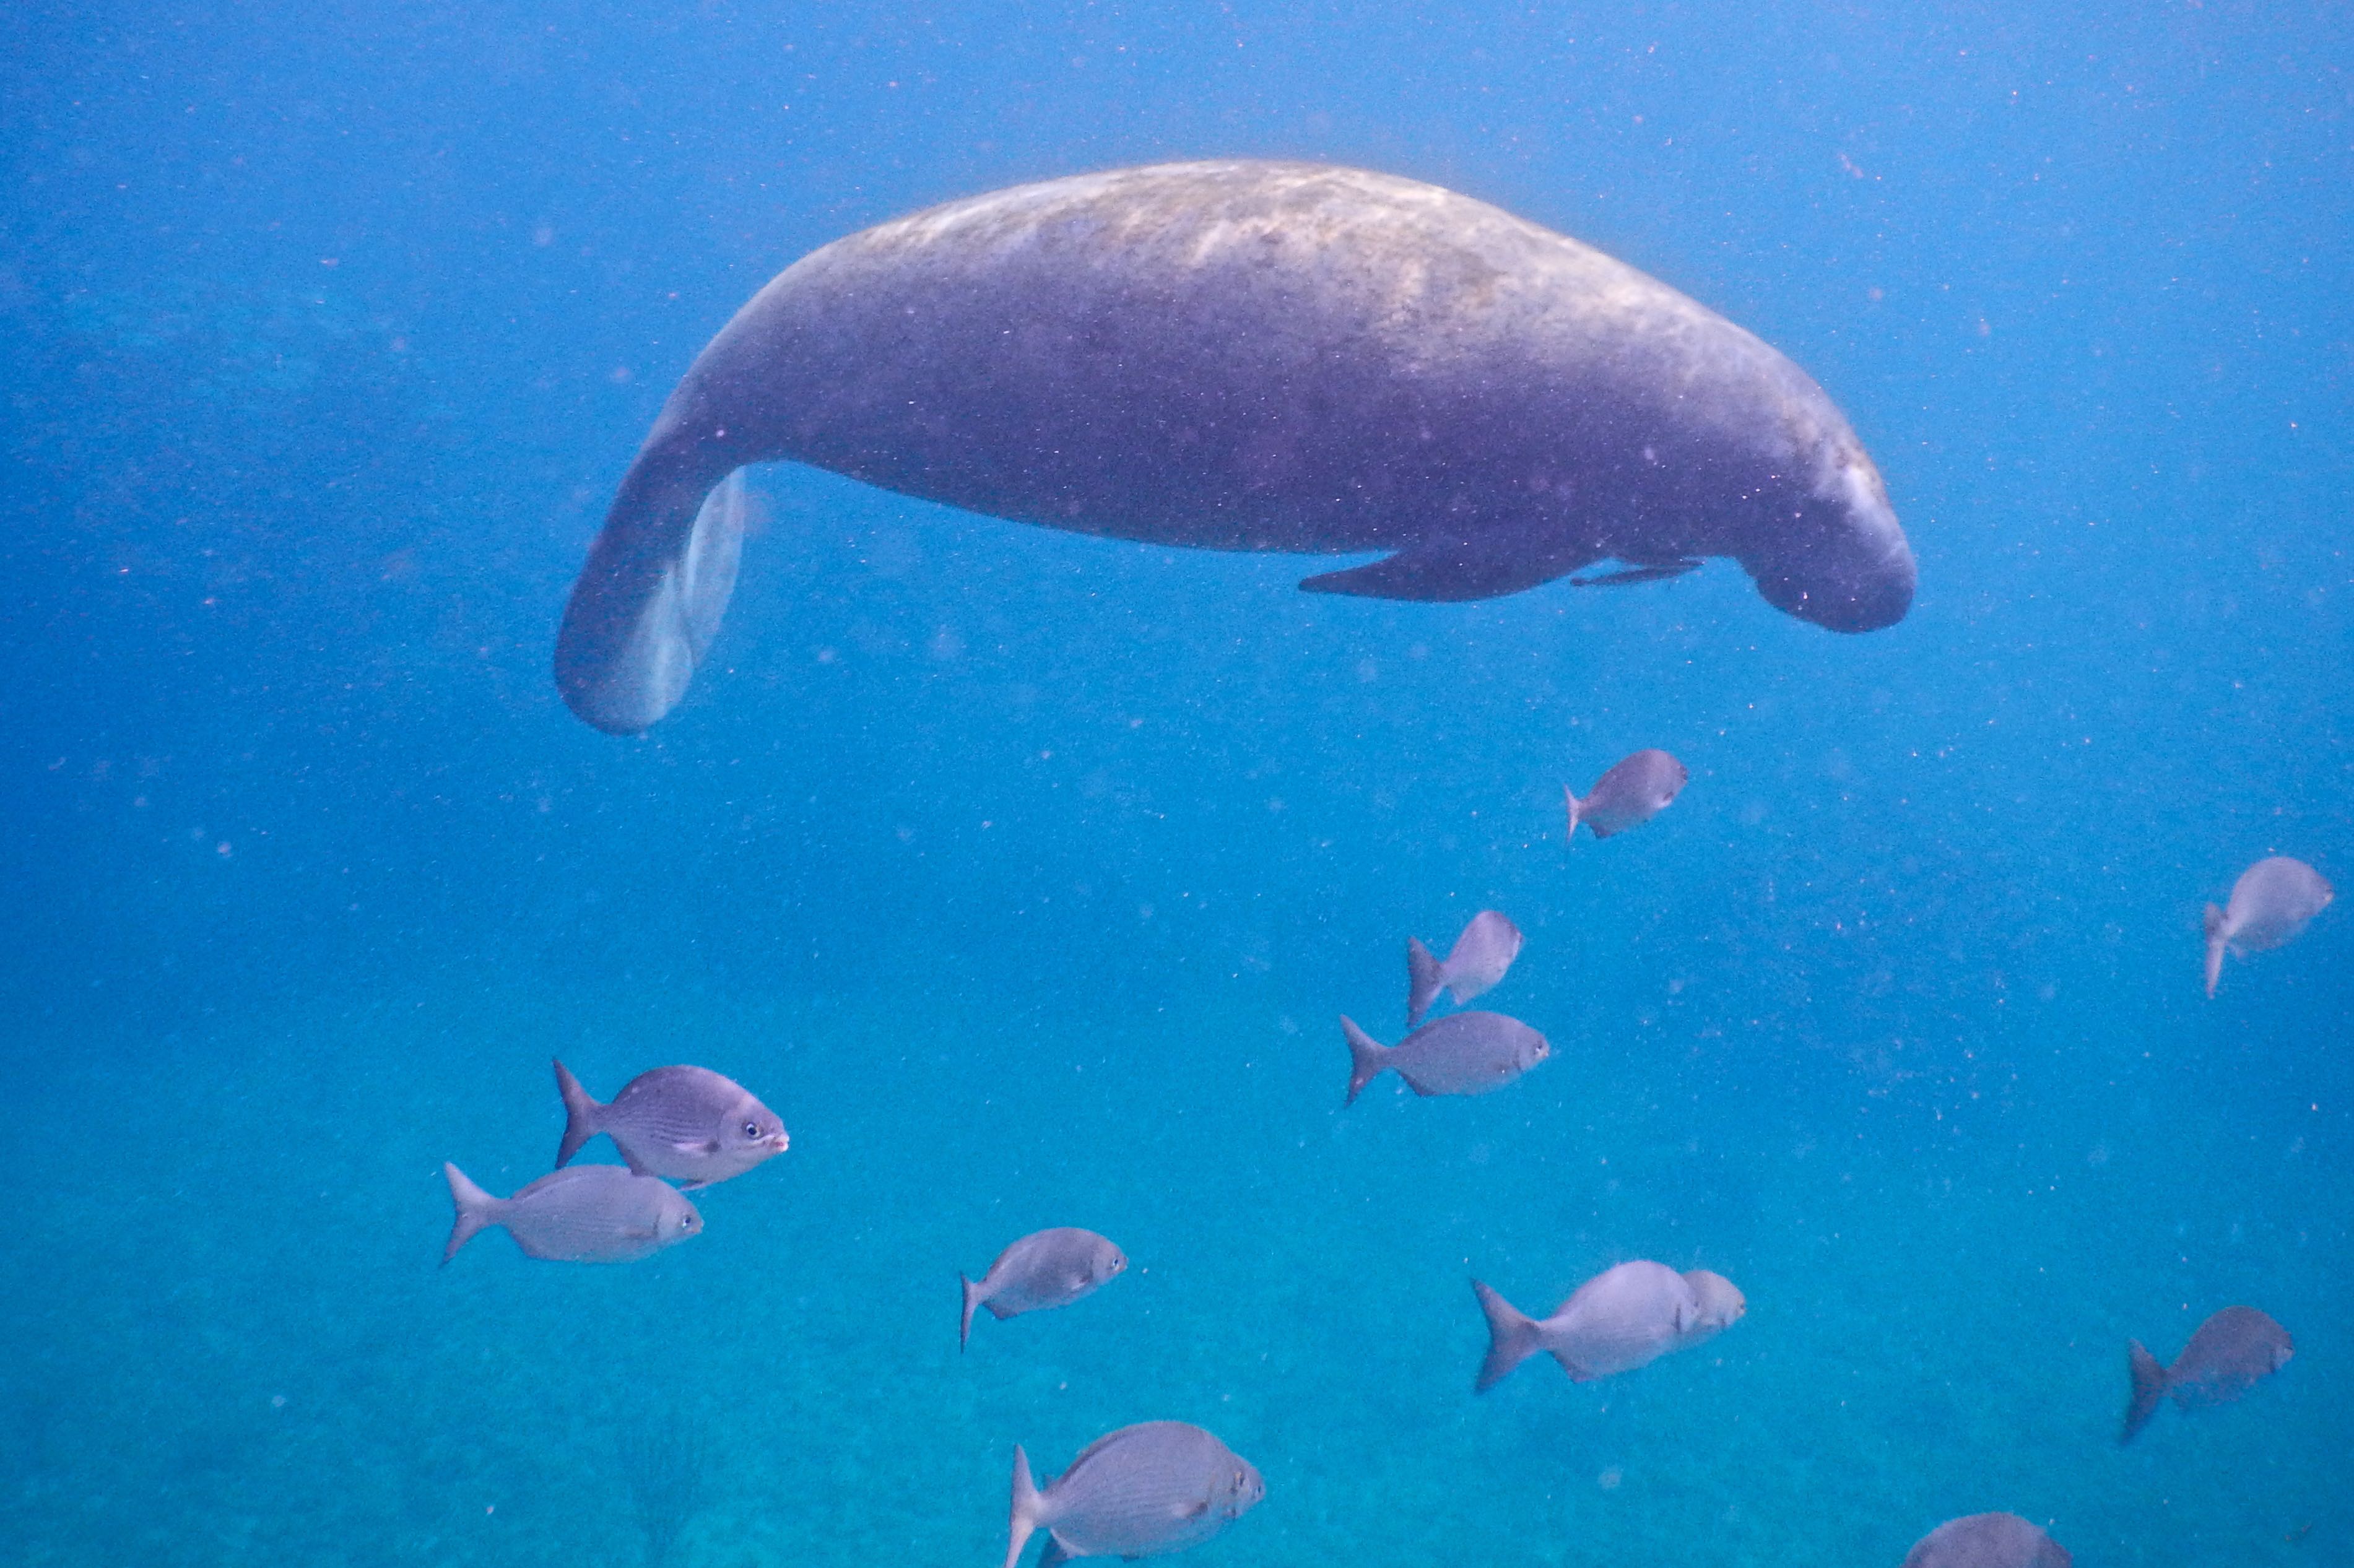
<box><xmin>2202</xmin><ymin>904</ymin><xmax>2227</xmax><ymax>998</ymax></box>
<box><xmin>552</xmin><ymin>1058</ymin><xmax>603</xmax><ymax>1168</ymax></box>
<box><xmin>1341</xmin><ymin>1016</ymin><xmax>1391</xmax><ymax>1107</ymax></box>
<box><xmin>960</xmin><ymin>1273</ymin><xmax>984</xmax><ymax>1351</ymax></box>
<box><xmin>1472</xmin><ymin>1279</ymin><xmax>1543</xmax><ymax>1393</ymax></box>
<box><xmin>1406</xmin><ymin>938</ymin><xmax>1445</xmax><ymax>1029</ymax></box>
<box><xmin>1005</xmin><ymin>1445</ymin><xmax>1046</xmax><ymax>1568</ymax></box>
<box><xmin>2122</xmin><ymin>1340</ymin><xmax>2168</xmax><ymax>1443</ymax></box>
<box><xmin>1562</xmin><ymin>784</ymin><xmax>1583</xmax><ymax>843</ymax></box>
<box><xmin>441</xmin><ymin>1162</ymin><xmax>498</xmax><ymax>1266</ymax></box>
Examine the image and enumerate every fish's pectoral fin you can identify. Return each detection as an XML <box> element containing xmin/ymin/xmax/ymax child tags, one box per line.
<box><xmin>1300</xmin><ymin>534</ymin><xmax>1600</xmax><ymax>602</ymax></box>
<box><xmin>677</xmin><ymin>1178</ymin><xmax>711</xmax><ymax>1192</ymax></box>
<box><xmin>1570</xmin><ymin>557</ymin><xmax>1701</xmax><ymax>587</ymax></box>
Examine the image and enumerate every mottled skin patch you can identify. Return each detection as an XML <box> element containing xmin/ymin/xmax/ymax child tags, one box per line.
<box><xmin>558</xmin><ymin>162</ymin><xmax>1914</xmax><ymax>733</ymax></box>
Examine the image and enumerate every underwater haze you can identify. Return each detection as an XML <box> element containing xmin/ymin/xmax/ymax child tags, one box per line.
<box><xmin>2</xmin><ymin>2</ymin><xmax>2350</xmax><ymax>1566</ymax></box>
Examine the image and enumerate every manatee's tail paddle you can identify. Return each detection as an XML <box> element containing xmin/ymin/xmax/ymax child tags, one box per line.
<box><xmin>552</xmin><ymin>1058</ymin><xmax>604</xmax><ymax>1168</ymax></box>
<box><xmin>960</xmin><ymin>1273</ymin><xmax>985</xmax><ymax>1351</ymax></box>
<box><xmin>1405</xmin><ymin>938</ymin><xmax>1445</xmax><ymax>1029</ymax></box>
<box><xmin>1005</xmin><ymin>1445</ymin><xmax>1047</xmax><ymax>1568</ymax></box>
<box><xmin>1340</xmin><ymin>1016</ymin><xmax>1392</xmax><ymax>1107</ymax></box>
<box><xmin>441</xmin><ymin>1163</ymin><xmax>500</xmax><ymax>1266</ymax></box>
<box><xmin>1472</xmin><ymin>1280</ymin><xmax>1544</xmax><ymax>1393</ymax></box>
<box><xmin>2122</xmin><ymin>1340</ymin><xmax>2170</xmax><ymax>1443</ymax></box>
<box><xmin>2202</xmin><ymin>904</ymin><xmax>2228</xmax><ymax>998</ymax></box>
<box><xmin>555</xmin><ymin>462</ymin><xmax>749</xmax><ymax>734</ymax></box>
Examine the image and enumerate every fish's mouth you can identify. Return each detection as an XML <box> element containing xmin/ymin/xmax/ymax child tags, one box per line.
<box><xmin>766</xmin><ymin>1133</ymin><xmax>792</xmax><ymax>1152</ymax></box>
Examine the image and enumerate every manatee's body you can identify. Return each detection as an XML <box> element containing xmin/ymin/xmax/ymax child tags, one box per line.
<box><xmin>557</xmin><ymin>161</ymin><xmax>1916</xmax><ymax>732</ymax></box>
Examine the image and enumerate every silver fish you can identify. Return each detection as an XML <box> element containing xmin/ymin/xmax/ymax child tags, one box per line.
<box><xmin>1005</xmin><ymin>1421</ymin><xmax>1262</xmax><ymax>1568</ymax></box>
<box><xmin>554</xmin><ymin>1059</ymin><xmax>789</xmax><ymax>1189</ymax></box>
<box><xmin>1340</xmin><ymin>1011</ymin><xmax>1549</xmax><ymax>1106</ymax></box>
<box><xmin>1472</xmin><ymin>1260</ymin><xmax>1721</xmax><ymax>1390</ymax></box>
<box><xmin>960</xmin><ymin>1228</ymin><xmax>1128</xmax><ymax>1349</ymax></box>
<box><xmin>1900</xmin><ymin>1513</ymin><xmax>2072</xmax><ymax>1568</ymax></box>
<box><xmin>2122</xmin><ymin>1304</ymin><xmax>2293</xmax><ymax>1443</ymax></box>
<box><xmin>1564</xmin><ymin>748</ymin><xmax>1688</xmax><ymax>841</ymax></box>
<box><xmin>2204</xmin><ymin>856</ymin><xmax>2332</xmax><ymax>997</ymax></box>
<box><xmin>1405</xmin><ymin>910</ymin><xmax>1524</xmax><ymax>1028</ymax></box>
<box><xmin>441</xmin><ymin>1162</ymin><xmax>702</xmax><ymax>1265</ymax></box>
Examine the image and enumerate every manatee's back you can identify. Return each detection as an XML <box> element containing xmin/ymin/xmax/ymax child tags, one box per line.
<box><xmin>690</xmin><ymin>161</ymin><xmax>1836</xmax><ymax>559</ymax></box>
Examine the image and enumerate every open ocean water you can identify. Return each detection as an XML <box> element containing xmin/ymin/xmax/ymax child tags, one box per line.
<box><xmin>1</xmin><ymin>3</ymin><xmax>2348</xmax><ymax>1566</ymax></box>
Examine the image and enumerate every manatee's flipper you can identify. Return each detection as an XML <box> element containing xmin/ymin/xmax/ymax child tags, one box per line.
<box><xmin>555</xmin><ymin>465</ymin><xmax>749</xmax><ymax>734</ymax></box>
<box><xmin>1570</xmin><ymin>558</ymin><xmax>1700</xmax><ymax>588</ymax></box>
<box><xmin>1300</xmin><ymin>534</ymin><xmax>1598</xmax><ymax>602</ymax></box>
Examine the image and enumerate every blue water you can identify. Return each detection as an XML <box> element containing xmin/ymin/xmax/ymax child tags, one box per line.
<box><xmin>2</xmin><ymin>4</ymin><xmax>2348</xmax><ymax>1565</ymax></box>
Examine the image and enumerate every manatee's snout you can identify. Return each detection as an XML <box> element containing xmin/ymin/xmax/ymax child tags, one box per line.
<box><xmin>1747</xmin><ymin>459</ymin><xmax>1914</xmax><ymax>633</ymax></box>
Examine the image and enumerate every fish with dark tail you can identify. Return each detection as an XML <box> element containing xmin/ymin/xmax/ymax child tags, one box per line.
<box><xmin>1405</xmin><ymin>910</ymin><xmax>1523</xmax><ymax>1028</ymax></box>
<box><xmin>2122</xmin><ymin>1304</ymin><xmax>2293</xmax><ymax>1442</ymax></box>
<box><xmin>1342</xmin><ymin>1011</ymin><xmax>1548</xmax><ymax>1106</ymax></box>
<box><xmin>553</xmin><ymin>1059</ymin><xmax>789</xmax><ymax>1190</ymax></box>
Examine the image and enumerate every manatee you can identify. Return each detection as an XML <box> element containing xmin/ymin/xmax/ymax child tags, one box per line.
<box><xmin>555</xmin><ymin>161</ymin><xmax>1916</xmax><ymax>732</ymax></box>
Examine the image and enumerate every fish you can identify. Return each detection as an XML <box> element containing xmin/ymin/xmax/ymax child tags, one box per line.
<box><xmin>960</xmin><ymin>1228</ymin><xmax>1128</xmax><ymax>1349</ymax></box>
<box><xmin>2204</xmin><ymin>855</ymin><xmax>2332</xmax><ymax>997</ymax></box>
<box><xmin>554</xmin><ymin>161</ymin><xmax>1913</xmax><ymax>734</ymax></box>
<box><xmin>1004</xmin><ymin>1421</ymin><xmax>1262</xmax><ymax>1568</ymax></box>
<box><xmin>1340</xmin><ymin>1011</ymin><xmax>1549</xmax><ymax>1106</ymax></box>
<box><xmin>1405</xmin><ymin>909</ymin><xmax>1524</xmax><ymax>1027</ymax></box>
<box><xmin>441</xmin><ymin>1162</ymin><xmax>703</xmax><ymax>1265</ymax></box>
<box><xmin>1563</xmin><ymin>749</ymin><xmax>1688</xmax><ymax>841</ymax></box>
<box><xmin>1471</xmin><ymin>1260</ymin><xmax>1716</xmax><ymax>1390</ymax></box>
<box><xmin>2122</xmin><ymin>1304</ymin><xmax>2294</xmax><ymax>1443</ymax></box>
<box><xmin>553</xmin><ymin>1059</ymin><xmax>789</xmax><ymax>1189</ymax></box>
<box><xmin>1900</xmin><ymin>1513</ymin><xmax>2072</xmax><ymax>1567</ymax></box>
<box><xmin>1680</xmin><ymin>1269</ymin><xmax>1748</xmax><ymax>1344</ymax></box>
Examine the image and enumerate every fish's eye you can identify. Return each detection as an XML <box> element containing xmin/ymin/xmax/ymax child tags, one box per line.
<box><xmin>742</xmin><ymin>1120</ymin><xmax>760</xmax><ymax>1139</ymax></box>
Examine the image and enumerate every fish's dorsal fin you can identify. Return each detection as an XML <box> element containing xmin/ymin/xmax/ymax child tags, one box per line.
<box><xmin>1300</xmin><ymin>535</ymin><xmax>1600</xmax><ymax>602</ymax></box>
